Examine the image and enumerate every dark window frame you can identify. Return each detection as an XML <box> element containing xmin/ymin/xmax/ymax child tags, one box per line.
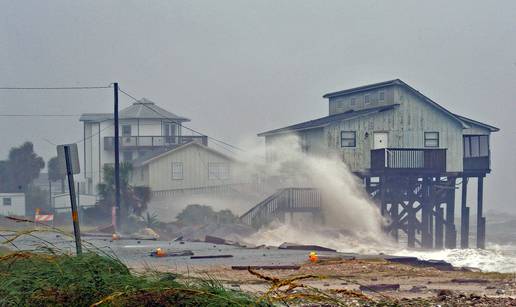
<box><xmin>3</xmin><ymin>198</ymin><xmax>11</xmax><ymax>206</ymax></box>
<box><xmin>463</xmin><ymin>135</ymin><xmax>489</xmax><ymax>158</ymax></box>
<box><xmin>364</xmin><ymin>94</ymin><xmax>371</xmax><ymax>104</ymax></box>
<box><xmin>122</xmin><ymin>124</ymin><xmax>132</xmax><ymax>136</ymax></box>
<box><xmin>341</xmin><ymin>131</ymin><xmax>356</xmax><ymax>148</ymax></box>
<box><xmin>424</xmin><ymin>132</ymin><xmax>439</xmax><ymax>148</ymax></box>
<box><xmin>208</xmin><ymin>162</ymin><xmax>230</xmax><ymax>179</ymax></box>
<box><xmin>171</xmin><ymin>162</ymin><xmax>184</xmax><ymax>180</ymax></box>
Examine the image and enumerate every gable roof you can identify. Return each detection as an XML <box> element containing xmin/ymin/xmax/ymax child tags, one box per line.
<box><xmin>80</xmin><ymin>98</ymin><xmax>190</xmax><ymax>122</ymax></box>
<box><xmin>323</xmin><ymin>79</ymin><xmax>401</xmax><ymax>98</ymax></box>
<box><xmin>454</xmin><ymin>114</ymin><xmax>499</xmax><ymax>132</ymax></box>
<box><xmin>131</xmin><ymin>141</ymin><xmax>235</xmax><ymax>167</ymax></box>
<box><xmin>258</xmin><ymin>104</ymin><xmax>398</xmax><ymax>136</ymax></box>
<box><xmin>323</xmin><ymin>79</ymin><xmax>468</xmax><ymax>129</ymax></box>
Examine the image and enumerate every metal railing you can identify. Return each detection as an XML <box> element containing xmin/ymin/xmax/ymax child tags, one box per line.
<box><xmin>104</xmin><ymin>135</ymin><xmax>208</xmax><ymax>150</ymax></box>
<box><xmin>371</xmin><ymin>148</ymin><xmax>446</xmax><ymax>172</ymax></box>
<box><xmin>240</xmin><ymin>188</ymin><xmax>321</xmax><ymax>228</ymax></box>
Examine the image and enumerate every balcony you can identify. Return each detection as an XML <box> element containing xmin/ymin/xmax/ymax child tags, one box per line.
<box><xmin>463</xmin><ymin>157</ymin><xmax>490</xmax><ymax>173</ymax></box>
<box><xmin>370</xmin><ymin>148</ymin><xmax>447</xmax><ymax>173</ymax></box>
<box><xmin>463</xmin><ymin>135</ymin><xmax>490</xmax><ymax>173</ymax></box>
<box><xmin>104</xmin><ymin>135</ymin><xmax>208</xmax><ymax>150</ymax></box>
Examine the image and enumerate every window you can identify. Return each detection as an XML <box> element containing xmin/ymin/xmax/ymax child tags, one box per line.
<box><xmin>163</xmin><ymin>123</ymin><xmax>177</xmax><ymax>144</ymax></box>
<box><xmin>208</xmin><ymin>162</ymin><xmax>230</xmax><ymax>179</ymax></box>
<box><xmin>378</xmin><ymin>91</ymin><xmax>385</xmax><ymax>101</ymax></box>
<box><xmin>2</xmin><ymin>198</ymin><xmax>11</xmax><ymax>206</ymax></box>
<box><xmin>122</xmin><ymin>151</ymin><xmax>133</xmax><ymax>161</ymax></box>
<box><xmin>340</xmin><ymin>131</ymin><xmax>356</xmax><ymax>147</ymax></box>
<box><xmin>140</xmin><ymin>168</ymin><xmax>145</xmax><ymax>181</ymax></box>
<box><xmin>122</xmin><ymin>125</ymin><xmax>131</xmax><ymax>136</ymax></box>
<box><xmin>364</xmin><ymin>94</ymin><xmax>370</xmax><ymax>104</ymax></box>
<box><xmin>171</xmin><ymin>162</ymin><xmax>183</xmax><ymax>180</ymax></box>
<box><xmin>464</xmin><ymin>135</ymin><xmax>489</xmax><ymax>157</ymax></box>
<box><xmin>424</xmin><ymin>132</ymin><xmax>439</xmax><ymax>147</ymax></box>
<box><xmin>350</xmin><ymin>97</ymin><xmax>356</xmax><ymax>106</ymax></box>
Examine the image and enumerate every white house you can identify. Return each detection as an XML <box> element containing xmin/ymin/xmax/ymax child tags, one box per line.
<box><xmin>0</xmin><ymin>193</ymin><xmax>26</xmax><ymax>216</ymax></box>
<box><xmin>80</xmin><ymin>98</ymin><xmax>207</xmax><ymax>194</ymax></box>
<box><xmin>130</xmin><ymin>141</ymin><xmax>237</xmax><ymax>194</ymax></box>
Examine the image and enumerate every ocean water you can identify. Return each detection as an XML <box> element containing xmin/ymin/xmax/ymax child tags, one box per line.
<box><xmin>394</xmin><ymin>244</ymin><xmax>516</xmax><ymax>273</ymax></box>
<box><xmin>243</xmin><ymin>223</ymin><xmax>516</xmax><ymax>273</ymax></box>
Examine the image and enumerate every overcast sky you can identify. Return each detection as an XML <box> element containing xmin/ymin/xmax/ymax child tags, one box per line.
<box><xmin>1</xmin><ymin>1</ymin><xmax>515</xmax><ymax>212</ymax></box>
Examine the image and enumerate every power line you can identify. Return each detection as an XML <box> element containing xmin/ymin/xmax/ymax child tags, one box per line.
<box><xmin>0</xmin><ymin>85</ymin><xmax>112</xmax><ymax>90</ymax></box>
<box><xmin>0</xmin><ymin>114</ymin><xmax>80</xmax><ymax>117</ymax></box>
<box><xmin>118</xmin><ymin>87</ymin><xmax>244</xmax><ymax>152</ymax></box>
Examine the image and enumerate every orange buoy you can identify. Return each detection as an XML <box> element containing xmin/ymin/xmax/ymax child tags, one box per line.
<box><xmin>309</xmin><ymin>251</ymin><xmax>318</xmax><ymax>263</ymax></box>
<box><xmin>155</xmin><ymin>247</ymin><xmax>166</xmax><ymax>257</ymax></box>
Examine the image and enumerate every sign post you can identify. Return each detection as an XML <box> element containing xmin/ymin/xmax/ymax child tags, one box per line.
<box><xmin>57</xmin><ymin>144</ymin><xmax>82</xmax><ymax>255</ymax></box>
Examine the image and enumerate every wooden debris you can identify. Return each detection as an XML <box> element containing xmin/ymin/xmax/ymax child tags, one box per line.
<box><xmin>190</xmin><ymin>254</ymin><xmax>233</xmax><ymax>259</ymax></box>
<box><xmin>204</xmin><ymin>235</ymin><xmax>227</xmax><ymax>245</ymax></box>
<box><xmin>385</xmin><ymin>256</ymin><xmax>454</xmax><ymax>271</ymax></box>
<box><xmin>149</xmin><ymin>250</ymin><xmax>194</xmax><ymax>257</ymax></box>
<box><xmin>359</xmin><ymin>283</ymin><xmax>400</xmax><ymax>292</ymax></box>
<box><xmin>451</xmin><ymin>278</ymin><xmax>489</xmax><ymax>284</ymax></box>
<box><xmin>278</xmin><ymin>242</ymin><xmax>336</xmax><ymax>252</ymax></box>
<box><xmin>231</xmin><ymin>265</ymin><xmax>300</xmax><ymax>270</ymax></box>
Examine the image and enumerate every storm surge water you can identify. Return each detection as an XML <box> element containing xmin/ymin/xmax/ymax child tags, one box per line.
<box><xmin>394</xmin><ymin>245</ymin><xmax>516</xmax><ymax>273</ymax></box>
<box><xmin>235</xmin><ymin>135</ymin><xmax>394</xmax><ymax>252</ymax></box>
<box><xmin>235</xmin><ymin>136</ymin><xmax>516</xmax><ymax>273</ymax></box>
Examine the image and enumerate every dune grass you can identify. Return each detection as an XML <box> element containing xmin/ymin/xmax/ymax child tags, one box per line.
<box><xmin>0</xmin><ymin>251</ymin><xmax>269</xmax><ymax>306</ymax></box>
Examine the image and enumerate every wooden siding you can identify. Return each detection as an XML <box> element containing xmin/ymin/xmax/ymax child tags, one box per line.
<box><xmin>140</xmin><ymin>145</ymin><xmax>236</xmax><ymax>191</ymax></box>
<box><xmin>329</xmin><ymin>86</ymin><xmax>395</xmax><ymax>115</ymax></box>
<box><xmin>277</xmin><ymin>85</ymin><xmax>465</xmax><ymax>173</ymax></box>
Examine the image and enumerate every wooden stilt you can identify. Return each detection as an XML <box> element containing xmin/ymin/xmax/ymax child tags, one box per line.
<box><xmin>460</xmin><ymin>177</ymin><xmax>469</xmax><ymax>249</ymax></box>
<box><xmin>390</xmin><ymin>203</ymin><xmax>399</xmax><ymax>241</ymax></box>
<box><xmin>445</xmin><ymin>177</ymin><xmax>457</xmax><ymax>249</ymax></box>
<box><xmin>380</xmin><ymin>176</ymin><xmax>387</xmax><ymax>217</ymax></box>
<box><xmin>477</xmin><ymin>176</ymin><xmax>485</xmax><ymax>249</ymax></box>
<box><xmin>421</xmin><ymin>177</ymin><xmax>433</xmax><ymax>248</ymax></box>
<box><xmin>435</xmin><ymin>205</ymin><xmax>444</xmax><ymax>249</ymax></box>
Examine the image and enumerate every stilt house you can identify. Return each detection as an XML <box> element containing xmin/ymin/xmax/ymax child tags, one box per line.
<box><xmin>258</xmin><ymin>79</ymin><xmax>499</xmax><ymax>249</ymax></box>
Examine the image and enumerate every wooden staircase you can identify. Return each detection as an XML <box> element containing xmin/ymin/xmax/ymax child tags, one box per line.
<box><xmin>239</xmin><ymin>188</ymin><xmax>322</xmax><ymax>228</ymax></box>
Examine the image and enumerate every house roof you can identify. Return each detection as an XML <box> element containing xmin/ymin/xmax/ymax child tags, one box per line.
<box><xmin>258</xmin><ymin>104</ymin><xmax>399</xmax><ymax>136</ymax></box>
<box><xmin>323</xmin><ymin>79</ymin><xmax>401</xmax><ymax>98</ymax></box>
<box><xmin>79</xmin><ymin>98</ymin><xmax>190</xmax><ymax>122</ymax></box>
<box><xmin>131</xmin><ymin>141</ymin><xmax>235</xmax><ymax>167</ymax></box>
<box><xmin>454</xmin><ymin>114</ymin><xmax>499</xmax><ymax>132</ymax></box>
<box><xmin>323</xmin><ymin>79</ymin><xmax>470</xmax><ymax>128</ymax></box>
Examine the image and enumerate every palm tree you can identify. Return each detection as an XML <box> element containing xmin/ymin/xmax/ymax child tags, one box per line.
<box><xmin>48</xmin><ymin>156</ymin><xmax>65</xmax><ymax>193</ymax></box>
<box><xmin>97</xmin><ymin>162</ymin><xmax>151</xmax><ymax>219</ymax></box>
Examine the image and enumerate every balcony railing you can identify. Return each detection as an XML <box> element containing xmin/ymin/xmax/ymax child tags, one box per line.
<box><xmin>371</xmin><ymin>148</ymin><xmax>447</xmax><ymax>173</ymax></box>
<box><xmin>104</xmin><ymin>135</ymin><xmax>208</xmax><ymax>150</ymax></box>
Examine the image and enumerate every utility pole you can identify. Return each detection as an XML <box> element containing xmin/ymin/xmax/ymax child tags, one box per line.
<box><xmin>114</xmin><ymin>82</ymin><xmax>121</xmax><ymax>232</ymax></box>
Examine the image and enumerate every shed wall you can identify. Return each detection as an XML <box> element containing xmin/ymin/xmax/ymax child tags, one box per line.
<box><xmin>0</xmin><ymin>193</ymin><xmax>26</xmax><ymax>216</ymax></box>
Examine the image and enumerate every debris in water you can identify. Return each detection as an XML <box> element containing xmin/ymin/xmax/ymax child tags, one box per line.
<box><xmin>279</xmin><ymin>242</ymin><xmax>336</xmax><ymax>252</ymax></box>
<box><xmin>190</xmin><ymin>254</ymin><xmax>234</xmax><ymax>259</ymax></box>
<box><xmin>359</xmin><ymin>283</ymin><xmax>400</xmax><ymax>292</ymax></box>
<box><xmin>231</xmin><ymin>265</ymin><xmax>300</xmax><ymax>270</ymax></box>
<box><xmin>149</xmin><ymin>249</ymin><xmax>194</xmax><ymax>257</ymax></box>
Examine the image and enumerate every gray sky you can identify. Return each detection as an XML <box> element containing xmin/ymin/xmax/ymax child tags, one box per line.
<box><xmin>1</xmin><ymin>0</ymin><xmax>515</xmax><ymax>211</ymax></box>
